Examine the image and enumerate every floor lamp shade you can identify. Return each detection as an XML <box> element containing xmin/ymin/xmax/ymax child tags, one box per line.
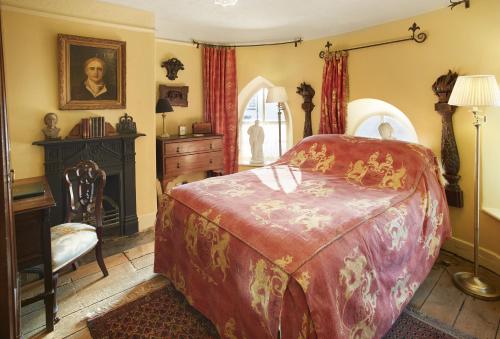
<box><xmin>449</xmin><ymin>75</ymin><xmax>500</xmax><ymax>107</ymax></box>
<box><xmin>266</xmin><ymin>86</ymin><xmax>288</xmax><ymax>103</ymax></box>
<box><xmin>156</xmin><ymin>98</ymin><xmax>173</xmax><ymax>138</ymax></box>
<box><xmin>448</xmin><ymin>75</ymin><xmax>500</xmax><ymax>301</ymax></box>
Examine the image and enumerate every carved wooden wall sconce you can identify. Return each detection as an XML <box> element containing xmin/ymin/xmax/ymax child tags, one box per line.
<box><xmin>432</xmin><ymin>70</ymin><xmax>463</xmax><ymax>207</ymax></box>
<box><xmin>296</xmin><ymin>82</ymin><xmax>315</xmax><ymax>138</ymax></box>
<box><xmin>161</xmin><ymin>58</ymin><xmax>184</xmax><ymax>80</ymax></box>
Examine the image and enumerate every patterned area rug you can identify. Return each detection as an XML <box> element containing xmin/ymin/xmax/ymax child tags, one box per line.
<box><xmin>88</xmin><ymin>282</ymin><xmax>471</xmax><ymax>339</ymax></box>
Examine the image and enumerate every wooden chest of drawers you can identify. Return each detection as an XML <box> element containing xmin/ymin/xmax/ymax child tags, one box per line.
<box><xmin>156</xmin><ymin>134</ymin><xmax>224</xmax><ymax>191</ymax></box>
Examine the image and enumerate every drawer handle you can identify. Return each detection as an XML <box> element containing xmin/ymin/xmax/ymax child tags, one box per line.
<box><xmin>209</xmin><ymin>143</ymin><xmax>213</xmax><ymax>149</ymax></box>
<box><xmin>176</xmin><ymin>147</ymin><xmax>180</xmax><ymax>153</ymax></box>
<box><xmin>209</xmin><ymin>159</ymin><xmax>213</xmax><ymax>164</ymax></box>
<box><xmin>177</xmin><ymin>163</ymin><xmax>180</xmax><ymax>168</ymax></box>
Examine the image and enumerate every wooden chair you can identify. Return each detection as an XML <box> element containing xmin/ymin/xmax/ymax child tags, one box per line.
<box><xmin>50</xmin><ymin>160</ymin><xmax>108</xmax><ymax>320</ymax></box>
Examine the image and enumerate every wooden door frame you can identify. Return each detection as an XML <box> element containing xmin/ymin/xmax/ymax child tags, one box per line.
<box><xmin>0</xmin><ymin>9</ymin><xmax>20</xmax><ymax>339</ymax></box>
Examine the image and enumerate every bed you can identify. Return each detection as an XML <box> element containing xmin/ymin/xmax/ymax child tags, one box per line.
<box><xmin>154</xmin><ymin>134</ymin><xmax>451</xmax><ymax>338</ymax></box>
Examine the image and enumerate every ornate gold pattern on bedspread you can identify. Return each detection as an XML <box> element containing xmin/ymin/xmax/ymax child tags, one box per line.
<box><xmin>184</xmin><ymin>210</ymin><xmax>230</xmax><ymax>284</ymax></box>
<box><xmin>289</xmin><ymin>143</ymin><xmax>335</xmax><ymax>173</ymax></box>
<box><xmin>249</xmin><ymin>259</ymin><xmax>288</xmax><ymax>324</ymax></box>
<box><xmin>154</xmin><ymin>134</ymin><xmax>451</xmax><ymax>339</ymax></box>
<box><xmin>346</xmin><ymin>152</ymin><xmax>407</xmax><ymax>189</ymax></box>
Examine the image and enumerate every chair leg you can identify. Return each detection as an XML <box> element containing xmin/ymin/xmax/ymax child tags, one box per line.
<box><xmin>52</xmin><ymin>273</ymin><xmax>60</xmax><ymax>324</ymax></box>
<box><xmin>95</xmin><ymin>242</ymin><xmax>108</xmax><ymax>277</ymax></box>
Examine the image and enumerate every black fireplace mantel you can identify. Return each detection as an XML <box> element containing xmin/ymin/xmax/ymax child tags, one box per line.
<box><xmin>33</xmin><ymin>133</ymin><xmax>145</xmax><ymax>235</ymax></box>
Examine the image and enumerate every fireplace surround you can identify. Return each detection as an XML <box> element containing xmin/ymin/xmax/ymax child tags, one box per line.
<box><xmin>33</xmin><ymin>134</ymin><xmax>144</xmax><ymax>236</ymax></box>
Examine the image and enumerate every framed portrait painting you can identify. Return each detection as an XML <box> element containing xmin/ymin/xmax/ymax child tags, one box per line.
<box><xmin>58</xmin><ymin>34</ymin><xmax>126</xmax><ymax>110</ymax></box>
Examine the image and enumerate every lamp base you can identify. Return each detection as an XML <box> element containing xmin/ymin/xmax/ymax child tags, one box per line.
<box><xmin>453</xmin><ymin>271</ymin><xmax>500</xmax><ymax>300</ymax></box>
<box><xmin>160</xmin><ymin>132</ymin><xmax>170</xmax><ymax>138</ymax></box>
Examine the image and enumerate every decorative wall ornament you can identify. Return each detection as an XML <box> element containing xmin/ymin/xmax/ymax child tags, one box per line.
<box><xmin>432</xmin><ymin>70</ymin><xmax>463</xmax><ymax>208</ymax></box>
<box><xmin>116</xmin><ymin>113</ymin><xmax>137</xmax><ymax>134</ymax></box>
<box><xmin>159</xmin><ymin>85</ymin><xmax>189</xmax><ymax>107</ymax></box>
<box><xmin>449</xmin><ymin>0</ymin><xmax>470</xmax><ymax>10</ymax></box>
<box><xmin>296</xmin><ymin>82</ymin><xmax>315</xmax><ymax>137</ymax></box>
<box><xmin>161</xmin><ymin>58</ymin><xmax>184</xmax><ymax>81</ymax></box>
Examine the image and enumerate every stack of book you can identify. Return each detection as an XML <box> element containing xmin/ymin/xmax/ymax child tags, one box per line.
<box><xmin>81</xmin><ymin>117</ymin><xmax>105</xmax><ymax>138</ymax></box>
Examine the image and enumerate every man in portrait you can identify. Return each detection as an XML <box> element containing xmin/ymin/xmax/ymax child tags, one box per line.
<box><xmin>71</xmin><ymin>55</ymin><xmax>117</xmax><ymax>101</ymax></box>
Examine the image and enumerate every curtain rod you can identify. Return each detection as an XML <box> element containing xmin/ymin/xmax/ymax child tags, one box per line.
<box><xmin>193</xmin><ymin>38</ymin><xmax>302</xmax><ymax>48</ymax></box>
<box><xmin>319</xmin><ymin>22</ymin><xmax>427</xmax><ymax>59</ymax></box>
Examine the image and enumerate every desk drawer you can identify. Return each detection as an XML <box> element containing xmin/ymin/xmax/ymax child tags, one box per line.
<box><xmin>164</xmin><ymin>138</ymin><xmax>222</xmax><ymax>156</ymax></box>
<box><xmin>165</xmin><ymin>152</ymin><xmax>223</xmax><ymax>176</ymax></box>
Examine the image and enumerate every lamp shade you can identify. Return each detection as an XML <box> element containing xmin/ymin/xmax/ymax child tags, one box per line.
<box><xmin>266</xmin><ymin>86</ymin><xmax>288</xmax><ymax>103</ymax></box>
<box><xmin>156</xmin><ymin>98</ymin><xmax>173</xmax><ymax>114</ymax></box>
<box><xmin>448</xmin><ymin>75</ymin><xmax>500</xmax><ymax>107</ymax></box>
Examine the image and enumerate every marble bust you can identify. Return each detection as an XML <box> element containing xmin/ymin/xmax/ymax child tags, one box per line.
<box><xmin>378</xmin><ymin>122</ymin><xmax>394</xmax><ymax>140</ymax></box>
<box><xmin>42</xmin><ymin>112</ymin><xmax>61</xmax><ymax>140</ymax></box>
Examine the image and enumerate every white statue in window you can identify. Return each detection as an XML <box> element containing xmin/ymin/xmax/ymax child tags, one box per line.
<box><xmin>378</xmin><ymin>122</ymin><xmax>394</xmax><ymax>140</ymax></box>
<box><xmin>248</xmin><ymin>120</ymin><xmax>265</xmax><ymax>164</ymax></box>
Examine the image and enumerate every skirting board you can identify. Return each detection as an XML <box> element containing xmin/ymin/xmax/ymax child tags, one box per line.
<box><xmin>138</xmin><ymin>212</ymin><xmax>157</xmax><ymax>232</ymax></box>
<box><xmin>443</xmin><ymin>237</ymin><xmax>500</xmax><ymax>275</ymax></box>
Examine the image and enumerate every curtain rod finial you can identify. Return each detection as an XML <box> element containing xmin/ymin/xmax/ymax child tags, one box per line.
<box><xmin>449</xmin><ymin>0</ymin><xmax>470</xmax><ymax>9</ymax></box>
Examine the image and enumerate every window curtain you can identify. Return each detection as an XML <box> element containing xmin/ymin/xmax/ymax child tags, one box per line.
<box><xmin>202</xmin><ymin>46</ymin><xmax>238</xmax><ymax>174</ymax></box>
<box><xmin>319</xmin><ymin>52</ymin><xmax>349</xmax><ymax>134</ymax></box>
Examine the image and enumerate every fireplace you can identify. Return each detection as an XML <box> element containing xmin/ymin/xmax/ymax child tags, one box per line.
<box><xmin>33</xmin><ymin>134</ymin><xmax>144</xmax><ymax>236</ymax></box>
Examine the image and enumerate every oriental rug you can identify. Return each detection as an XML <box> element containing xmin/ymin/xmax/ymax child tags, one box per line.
<box><xmin>87</xmin><ymin>282</ymin><xmax>472</xmax><ymax>339</ymax></box>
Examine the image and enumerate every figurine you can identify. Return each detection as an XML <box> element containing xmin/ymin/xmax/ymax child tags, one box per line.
<box><xmin>42</xmin><ymin>112</ymin><xmax>61</xmax><ymax>139</ymax></box>
<box><xmin>248</xmin><ymin>120</ymin><xmax>265</xmax><ymax>164</ymax></box>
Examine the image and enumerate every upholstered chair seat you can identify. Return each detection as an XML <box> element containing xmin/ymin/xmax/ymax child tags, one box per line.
<box><xmin>51</xmin><ymin>223</ymin><xmax>98</xmax><ymax>272</ymax></box>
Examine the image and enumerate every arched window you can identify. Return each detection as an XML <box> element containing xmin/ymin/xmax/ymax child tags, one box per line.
<box><xmin>238</xmin><ymin>77</ymin><xmax>291</xmax><ymax>165</ymax></box>
<box><xmin>347</xmin><ymin>98</ymin><xmax>418</xmax><ymax>143</ymax></box>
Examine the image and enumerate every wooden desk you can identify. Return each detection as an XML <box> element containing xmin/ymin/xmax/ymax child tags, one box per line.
<box><xmin>13</xmin><ymin>176</ymin><xmax>56</xmax><ymax>332</ymax></box>
<box><xmin>156</xmin><ymin>134</ymin><xmax>224</xmax><ymax>191</ymax></box>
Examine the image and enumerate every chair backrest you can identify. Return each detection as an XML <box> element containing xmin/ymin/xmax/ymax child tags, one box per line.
<box><xmin>64</xmin><ymin>160</ymin><xmax>106</xmax><ymax>229</ymax></box>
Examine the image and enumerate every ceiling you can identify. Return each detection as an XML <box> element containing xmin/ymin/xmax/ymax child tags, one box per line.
<box><xmin>100</xmin><ymin>0</ymin><xmax>450</xmax><ymax>44</ymax></box>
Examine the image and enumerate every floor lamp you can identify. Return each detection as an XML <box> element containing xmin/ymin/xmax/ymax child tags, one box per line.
<box><xmin>266</xmin><ymin>86</ymin><xmax>288</xmax><ymax>157</ymax></box>
<box><xmin>448</xmin><ymin>75</ymin><xmax>500</xmax><ymax>300</ymax></box>
<box><xmin>156</xmin><ymin>98</ymin><xmax>173</xmax><ymax>138</ymax></box>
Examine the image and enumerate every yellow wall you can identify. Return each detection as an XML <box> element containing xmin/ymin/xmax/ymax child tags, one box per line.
<box><xmin>154</xmin><ymin>40</ymin><xmax>207</xmax><ymax>187</ymax></box>
<box><xmin>1</xmin><ymin>1</ymin><xmax>158</xmax><ymax>230</ymax></box>
<box><xmin>2</xmin><ymin>0</ymin><xmax>499</xmax><ymax>260</ymax></box>
<box><xmin>236</xmin><ymin>0</ymin><xmax>500</xmax><ymax>257</ymax></box>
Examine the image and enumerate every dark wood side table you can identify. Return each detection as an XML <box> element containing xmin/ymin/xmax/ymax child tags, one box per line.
<box><xmin>13</xmin><ymin>176</ymin><xmax>56</xmax><ymax>332</ymax></box>
<box><xmin>156</xmin><ymin>134</ymin><xmax>224</xmax><ymax>191</ymax></box>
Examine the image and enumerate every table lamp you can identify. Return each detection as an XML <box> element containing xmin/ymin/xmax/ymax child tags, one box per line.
<box><xmin>448</xmin><ymin>74</ymin><xmax>500</xmax><ymax>300</ymax></box>
<box><xmin>156</xmin><ymin>98</ymin><xmax>173</xmax><ymax>138</ymax></box>
<box><xmin>266</xmin><ymin>86</ymin><xmax>288</xmax><ymax>156</ymax></box>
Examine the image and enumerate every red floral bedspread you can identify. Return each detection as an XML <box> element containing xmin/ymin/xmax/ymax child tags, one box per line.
<box><xmin>154</xmin><ymin>135</ymin><xmax>451</xmax><ymax>339</ymax></box>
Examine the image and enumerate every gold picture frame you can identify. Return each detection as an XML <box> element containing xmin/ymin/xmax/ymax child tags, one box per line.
<box><xmin>58</xmin><ymin>34</ymin><xmax>126</xmax><ymax>110</ymax></box>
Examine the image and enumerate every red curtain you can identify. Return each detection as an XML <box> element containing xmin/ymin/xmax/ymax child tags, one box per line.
<box><xmin>202</xmin><ymin>46</ymin><xmax>238</xmax><ymax>174</ymax></box>
<box><xmin>319</xmin><ymin>52</ymin><xmax>349</xmax><ymax>134</ymax></box>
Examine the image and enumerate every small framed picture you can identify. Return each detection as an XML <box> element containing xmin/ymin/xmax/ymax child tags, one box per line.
<box><xmin>178</xmin><ymin>125</ymin><xmax>187</xmax><ymax>136</ymax></box>
<box><xmin>58</xmin><ymin>34</ymin><xmax>126</xmax><ymax>110</ymax></box>
<box><xmin>159</xmin><ymin>85</ymin><xmax>189</xmax><ymax>107</ymax></box>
